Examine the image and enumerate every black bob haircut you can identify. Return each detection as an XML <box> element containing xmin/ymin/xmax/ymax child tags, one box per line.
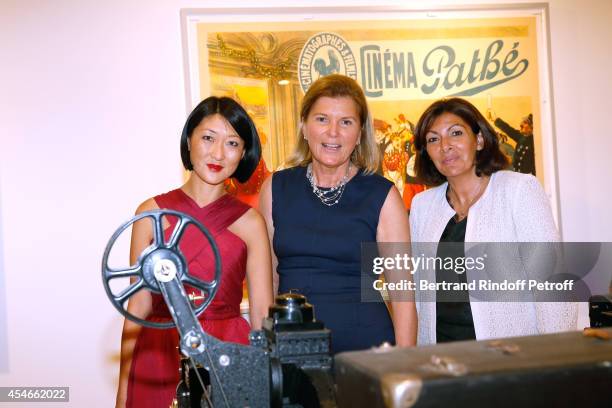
<box><xmin>180</xmin><ymin>96</ymin><xmax>261</xmax><ymax>183</ymax></box>
<box><xmin>414</xmin><ymin>97</ymin><xmax>508</xmax><ymax>186</ymax></box>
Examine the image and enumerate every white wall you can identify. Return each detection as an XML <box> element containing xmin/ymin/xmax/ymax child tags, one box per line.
<box><xmin>0</xmin><ymin>178</ymin><xmax>7</xmax><ymax>374</ymax></box>
<box><xmin>0</xmin><ymin>0</ymin><xmax>610</xmax><ymax>406</ymax></box>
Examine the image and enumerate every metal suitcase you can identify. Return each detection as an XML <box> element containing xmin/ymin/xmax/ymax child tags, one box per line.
<box><xmin>334</xmin><ymin>328</ymin><xmax>612</xmax><ymax>408</ymax></box>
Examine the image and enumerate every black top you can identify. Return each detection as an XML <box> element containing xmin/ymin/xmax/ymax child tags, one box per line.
<box><xmin>271</xmin><ymin>166</ymin><xmax>395</xmax><ymax>353</ymax></box>
<box><xmin>436</xmin><ymin>215</ymin><xmax>476</xmax><ymax>343</ymax></box>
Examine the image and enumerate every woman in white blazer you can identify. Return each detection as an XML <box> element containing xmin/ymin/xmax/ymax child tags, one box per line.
<box><xmin>409</xmin><ymin>98</ymin><xmax>577</xmax><ymax>345</ymax></box>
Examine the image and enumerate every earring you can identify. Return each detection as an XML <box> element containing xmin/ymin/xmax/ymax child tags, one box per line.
<box><xmin>300</xmin><ymin>122</ymin><xmax>307</xmax><ymax>140</ymax></box>
<box><xmin>476</xmin><ymin>133</ymin><xmax>484</xmax><ymax>150</ymax></box>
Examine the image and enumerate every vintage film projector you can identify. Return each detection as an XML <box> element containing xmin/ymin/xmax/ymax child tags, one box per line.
<box><xmin>102</xmin><ymin>209</ymin><xmax>335</xmax><ymax>408</ymax></box>
<box><xmin>102</xmin><ymin>210</ymin><xmax>612</xmax><ymax>407</ymax></box>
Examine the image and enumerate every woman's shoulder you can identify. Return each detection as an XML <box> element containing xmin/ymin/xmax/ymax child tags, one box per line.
<box><xmin>489</xmin><ymin>171</ymin><xmax>550</xmax><ymax>217</ymax></box>
<box><xmin>229</xmin><ymin>207</ymin><xmax>267</xmax><ymax>244</ymax></box>
<box><xmin>271</xmin><ymin>166</ymin><xmax>306</xmax><ymax>194</ymax></box>
<box><xmin>271</xmin><ymin>166</ymin><xmax>305</xmax><ymax>188</ymax></box>
<box><xmin>273</xmin><ymin>165</ymin><xmax>305</xmax><ymax>178</ymax></box>
<box><xmin>491</xmin><ymin>170</ymin><xmax>541</xmax><ymax>193</ymax></box>
<box><xmin>358</xmin><ymin>170</ymin><xmax>392</xmax><ymax>184</ymax></box>
<box><xmin>150</xmin><ymin>188</ymin><xmax>185</xmax><ymax>209</ymax></box>
<box><xmin>354</xmin><ymin>170</ymin><xmax>394</xmax><ymax>194</ymax></box>
<box><xmin>412</xmin><ymin>182</ymin><xmax>445</xmax><ymax>205</ymax></box>
<box><xmin>135</xmin><ymin>196</ymin><xmax>160</xmax><ymax>214</ymax></box>
<box><xmin>492</xmin><ymin>169</ymin><xmax>536</xmax><ymax>184</ymax></box>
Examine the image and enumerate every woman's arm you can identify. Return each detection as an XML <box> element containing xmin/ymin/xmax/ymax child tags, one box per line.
<box><xmin>511</xmin><ymin>175</ymin><xmax>577</xmax><ymax>333</ymax></box>
<box><xmin>234</xmin><ymin>208</ymin><xmax>274</xmax><ymax>330</ymax></box>
<box><xmin>377</xmin><ymin>186</ymin><xmax>417</xmax><ymax>347</ymax></box>
<box><xmin>259</xmin><ymin>176</ymin><xmax>279</xmax><ymax>295</ymax></box>
<box><xmin>115</xmin><ymin>199</ymin><xmax>157</xmax><ymax>408</ymax></box>
<box><xmin>512</xmin><ymin>175</ymin><xmax>559</xmax><ymax>242</ymax></box>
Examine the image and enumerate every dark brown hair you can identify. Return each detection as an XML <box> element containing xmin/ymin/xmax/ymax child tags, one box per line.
<box><xmin>414</xmin><ymin>97</ymin><xmax>508</xmax><ymax>186</ymax></box>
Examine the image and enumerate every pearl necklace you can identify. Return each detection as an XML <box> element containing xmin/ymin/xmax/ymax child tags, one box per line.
<box><xmin>306</xmin><ymin>162</ymin><xmax>351</xmax><ymax>207</ymax></box>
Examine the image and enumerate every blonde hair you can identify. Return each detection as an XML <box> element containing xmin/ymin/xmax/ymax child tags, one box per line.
<box><xmin>285</xmin><ymin>74</ymin><xmax>380</xmax><ymax>174</ymax></box>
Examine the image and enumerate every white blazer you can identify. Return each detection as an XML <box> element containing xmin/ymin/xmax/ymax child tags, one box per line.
<box><xmin>410</xmin><ymin>170</ymin><xmax>577</xmax><ymax>345</ymax></box>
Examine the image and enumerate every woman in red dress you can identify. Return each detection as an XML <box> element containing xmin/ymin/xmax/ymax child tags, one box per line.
<box><xmin>115</xmin><ymin>97</ymin><xmax>274</xmax><ymax>408</ymax></box>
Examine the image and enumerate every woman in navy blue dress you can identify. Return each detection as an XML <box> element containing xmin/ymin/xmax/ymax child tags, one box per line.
<box><xmin>260</xmin><ymin>75</ymin><xmax>416</xmax><ymax>353</ymax></box>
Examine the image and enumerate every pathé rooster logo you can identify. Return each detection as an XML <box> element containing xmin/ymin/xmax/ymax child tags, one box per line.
<box><xmin>314</xmin><ymin>50</ymin><xmax>341</xmax><ymax>77</ymax></box>
<box><xmin>298</xmin><ymin>32</ymin><xmax>357</xmax><ymax>93</ymax></box>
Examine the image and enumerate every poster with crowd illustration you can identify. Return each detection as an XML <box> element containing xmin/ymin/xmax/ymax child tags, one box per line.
<box><xmin>184</xmin><ymin>13</ymin><xmax>545</xmax><ymax>211</ymax></box>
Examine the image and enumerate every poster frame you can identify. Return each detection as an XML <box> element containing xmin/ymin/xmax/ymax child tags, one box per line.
<box><xmin>180</xmin><ymin>3</ymin><xmax>561</xmax><ymax>234</ymax></box>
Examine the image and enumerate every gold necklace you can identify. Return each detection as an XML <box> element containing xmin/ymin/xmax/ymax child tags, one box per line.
<box><xmin>447</xmin><ymin>176</ymin><xmax>487</xmax><ymax>221</ymax></box>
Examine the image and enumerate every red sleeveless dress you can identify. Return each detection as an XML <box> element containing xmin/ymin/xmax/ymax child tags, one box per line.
<box><xmin>126</xmin><ymin>190</ymin><xmax>251</xmax><ymax>408</ymax></box>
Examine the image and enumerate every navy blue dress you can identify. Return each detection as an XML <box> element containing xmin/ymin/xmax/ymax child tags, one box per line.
<box><xmin>272</xmin><ymin>166</ymin><xmax>395</xmax><ymax>354</ymax></box>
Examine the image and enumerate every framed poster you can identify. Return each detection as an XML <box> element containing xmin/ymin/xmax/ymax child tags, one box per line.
<box><xmin>181</xmin><ymin>4</ymin><xmax>559</xmax><ymax>223</ymax></box>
